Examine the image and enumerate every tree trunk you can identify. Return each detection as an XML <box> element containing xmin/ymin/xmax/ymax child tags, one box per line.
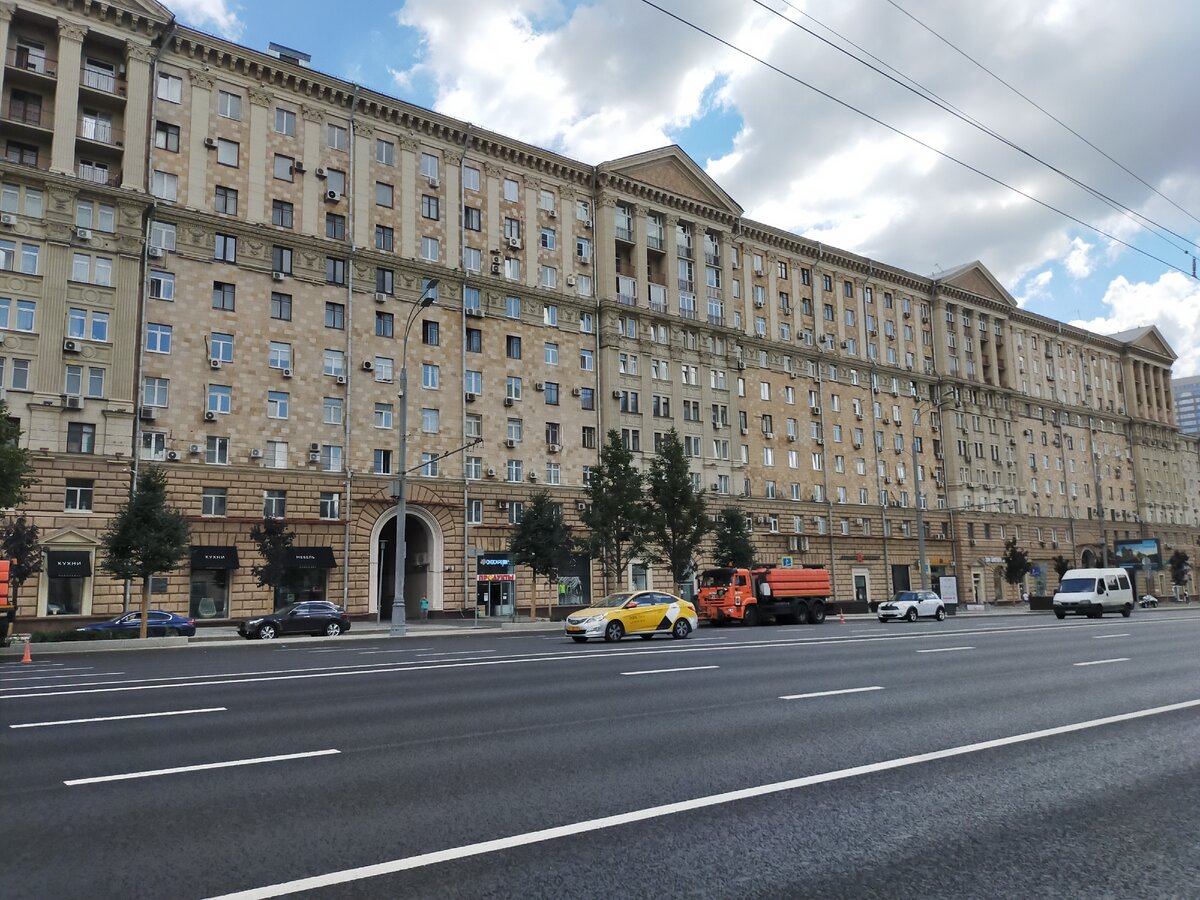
<box><xmin>139</xmin><ymin>577</ymin><xmax>151</xmax><ymax>639</ymax></box>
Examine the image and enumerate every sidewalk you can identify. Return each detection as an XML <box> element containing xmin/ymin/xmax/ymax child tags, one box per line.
<box><xmin>186</xmin><ymin>617</ymin><xmax>564</xmax><ymax>646</ymax></box>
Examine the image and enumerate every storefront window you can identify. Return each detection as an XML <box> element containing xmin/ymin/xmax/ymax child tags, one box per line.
<box><xmin>189</xmin><ymin>546</ymin><xmax>239</xmax><ymax>619</ymax></box>
<box><xmin>45</xmin><ymin>551</ymin><xmax>91</xmax><ymax>615</ymax></box>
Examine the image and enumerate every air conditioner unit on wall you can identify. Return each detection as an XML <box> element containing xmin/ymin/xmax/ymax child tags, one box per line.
<box><xmin>204</xmin><ymin>410</ymin><xmax>217</xmax><ymax>421</ymax></box>
<box><xmin>166</xmin><ymin>450</ymin><xmax>180</xmax><ymax>461</ymax></box>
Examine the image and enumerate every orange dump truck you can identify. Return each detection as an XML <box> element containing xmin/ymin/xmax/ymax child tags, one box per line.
<box><xmin>697</xmin><ymin>565</ymin><xmax>832</xmax><ymax>626</ymax></box>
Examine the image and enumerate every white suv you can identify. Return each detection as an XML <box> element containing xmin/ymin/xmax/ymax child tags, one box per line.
<box><xmin>878</xmin><ymin>591</ymin><xmax>947</xmax><ymax>622</ymax></box>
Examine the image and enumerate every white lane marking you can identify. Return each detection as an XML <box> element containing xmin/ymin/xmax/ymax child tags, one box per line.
<box><xmin>8</xmin><ymin>617</ymin><xmax>1192</xmax><ymax>701</ymax></box>
<box><xmin>1092</xmin><ymin>634</ymin><xmax>1130</xmax><ymax>640</ymax></box>
<box><xmin>0</xmin><ymin>671</ymin><xmax>123</xmax><ymax>683</ymax></box>
<box><xmin>1073</xmin><ymin>658</ymin><xmax>1131</xmax><ymax>667</ymax></box>
<box><xmin>65</xmin><ymin>749</ymin><xmax>339</xmax><ymax>786</ymax></box>
<box><xmin>356</xmin><ymin>648</ymin><xmax>435</xmax><ymax>655</ymax></box>
<box><xmin>10</xmin><ymin>707</ymin><xmax>227</xmax><ymax>729</ymax></box>
<box><xmin>916</xmin><ymin>647</ymin><xmax>975</xmax><ymax>654</ymax></box>
<box><xmin>620</xmin><ymin>665</ymin><xmax>719</xmax><ymax>676</ymax></box>
<box><xmin>416</xmin><ymin>650</ymin><xmax>496</xmax><ymax>657</ymax></box>
<box><xmin>204</xmin><ymin>698</ymin><xmax>1200</xmax><ymax>899</ymax></box>
<box><xmin>779</xmin><ymin>686</ymin><xmax>884</xmax><ymax>701</ymax></box>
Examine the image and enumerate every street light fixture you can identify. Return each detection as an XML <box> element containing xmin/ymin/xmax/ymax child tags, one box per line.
<box><xmin>391</xmin><ymin>279</ymin><xmax>439</xmax><ymax>636</ymax></box>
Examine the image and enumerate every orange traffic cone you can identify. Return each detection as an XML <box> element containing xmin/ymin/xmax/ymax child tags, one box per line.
<box><xmin>839</xmin><ymin>609</ymin><xmax>846</xmax><ymax>625</ymax></box>
<box><xmin>21</xmin><ymin>641</ymin><xmax>32</xmax><ymax>663</ymax></box>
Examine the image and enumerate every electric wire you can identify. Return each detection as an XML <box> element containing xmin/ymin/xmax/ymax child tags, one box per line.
<box><xmin>884</xmin><ymin>0</ymin><xmax>1200</xmax><ymax>231</ymax></box>
<box><xmin>756</xmin><ymin>0</ymin><xmax>1195</xmax><ymax>256</ymax></box>
<box><xmin>635</xmin><ymin>0</ymin><xmax>1191</xmax><ymax>277</ymax></box>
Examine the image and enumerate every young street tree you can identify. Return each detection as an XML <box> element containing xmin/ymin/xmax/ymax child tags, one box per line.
<box><xmin>1168</xmin><ymin>550</ymin><xmax>1190</xmax><ymax>595</ymax></box>
<box><xmin>713</xmin><ymin>507</ymin><xmax>756</xmax><ymax>569</ymax></box>
<box><xmin>509</xmin><ymin>490</ymin><xmax>573</xmax><ymax>621</ymax></box>
<box><xmin>250</xmin><ymin>516</ymin><xmax>297</xmax><ymax>608</ymax></box>
<box><xmin>1</xmin><ymin>517</ymin><xmax>43</xmax><ymax>646</ymax></box>
<box><xmin>100</xmin><ymin>466</ymin><xmax>190</xmax><ymax>639</ymax></box>
<box><xmin>644</xmin><ymin>429</ymin><xmax>709</xmax><ymax>592</ymax></box>
<box><xmin>580</xmin><ymin>430</ymin><xmax>648</xmax><ymax>593</ymax></box>
<box><xmin>1052</xmin><ymin>554</ymin><xmax>1072</xmax><ymax>583</ymax></box>
<box><xmin>1002</xmin><ymin>537</ymin><xmax>1033</xmax><ymax>596</ymax></box>
<box><xmin>0</xmin><ymin>400</ymin><xmax>35</xmax><ymax>510</ymax></box>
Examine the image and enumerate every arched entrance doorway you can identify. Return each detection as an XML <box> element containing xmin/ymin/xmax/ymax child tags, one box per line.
<box><xmin>369</xmin><ymin>506</ymin><xmax>444</xmax><ymax>620</ymax></box>
<box><xmin>1080</xmin><ymin>547</ymin><xmax>1097</xmax><ymax>568</ymax></box>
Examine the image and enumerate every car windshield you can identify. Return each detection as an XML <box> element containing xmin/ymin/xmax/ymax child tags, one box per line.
<box><xmin>891</xmin><ymin>592</ymin><xmax>919</xmax><ymax>603</ymax></box>
<box><xmin>592</xmin><ymin>592</ymin><xmax>635</xmax><ymax>609</ymax></box>
<box><xmin>699</xmin><ymin>570</ymin><xmax>732</xmax><ymax>587</ymax></box>
<box><xmin>1058</xmin><ymin>578</ymin><xmax>1098</xmax><ymax>593</ymax></box>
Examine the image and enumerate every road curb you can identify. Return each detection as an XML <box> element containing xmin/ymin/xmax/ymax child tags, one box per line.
<box><xmin>0</xmin><ymin>635</ymin><xmax>191</xmax><ymax>656</ymax></box>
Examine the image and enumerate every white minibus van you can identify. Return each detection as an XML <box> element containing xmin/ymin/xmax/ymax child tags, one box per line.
<box><xmin>1052</xmin><ymin>568</ymin><xmax>1135</xmax><ymax>619</ymax></box>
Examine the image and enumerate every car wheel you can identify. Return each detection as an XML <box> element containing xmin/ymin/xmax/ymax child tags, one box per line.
<box><xmin>1092</xmin><ymin>610</ymin><xmax>1103</xmax><ymax>619</ymax></box>
<box><xmin>906</xmin><ymin>607</ymin><xmax>919</xmax><ymax>622</ymax></box>
<box><xmin>324</xmin><ymin>622</ymin><xmax>343</xmax><ymax>637</ymax></box>
<box><xmin>257</xmin><ymin>623</ymin><xmax>277</xmax><ymax>640</ymax></box>
<box><xmin>1054</xmin><ymin>610</ymin><xmax>1066</xmax><ymax>620</ymax></box>
<box><xmin>603</xmin><ymin>621</ymin><xmax>625</xmax><ymax>643</ymax></box>
<box><xmin>809</xmin><ymin>603</ymin><xmax>826</xmax><ymax>625</ymax></box>
<box><xmin>1121</xmin><ymin>605</ymin><xmax>1132</xmax><ymax>618</ymax></box>
<box><xmin>742</xmin><ymin>606</ymin><xmax>759</xmax><ymax>627</ymax></box>
<box><xmin>640</xmin><ymin>634</ymin><xmax>655</xmax><ymax>641</ymax></box>
<box><xmin>671</xmin><ymin>618</ymin><xmax>692</xmax><ymax>640</ymax></box>
<box><xmin>571</xmin><ymin>636</ymin><xmax>588</xmax><ymax>643</ymax></box>
<box><xmin>879</xmin><ymin>617</ymin><xmax>888</xmax><ymax>623</ymax></box>
<box><xmin>935</xmin><ymin>606</ymin><xmax>946</xmax><ymax>621</ymax></box>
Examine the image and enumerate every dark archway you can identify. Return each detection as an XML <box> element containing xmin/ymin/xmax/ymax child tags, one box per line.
<box><xmin>377</xmin><ymin>511</ymin><xmax>433</xmax><ymax>620</ymax></box>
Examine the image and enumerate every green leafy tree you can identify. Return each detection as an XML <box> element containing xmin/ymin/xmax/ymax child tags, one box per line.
<box><xmin>509</xmin><ymin>491</ymin><xmax>573</xmax><ymax>621</ymax></box>
<box><xmin>1</xmin><ymin>517</ymin><xmax>43</xmax><ymax>645</ymax></box>
<box><xmin>1002</xmin><ymin>538</ymin><xmax>1033</xmax><ymax>595</ymax></box>
<box><xmin>100</xmin><ymin>466</ymin><xmax>190</xmax><ymax>639</ymax></box>
<box><xmin>1168</xmin><ymin>550</ymin><xmax>1190</xmax><ymax>587</ymax></box>
<box><xmin>580</xmin><ymin>430</ymin><xmax>648</xmax><ymax>593</ymax></box>
<box><xmin>644</xmin><ymin>429</ymin><xmax>709</xmax><ymax>592</ymax></box>
<box><xmin>713</xmin><ymin>507</ymin><xmax>756</xmax><ymax>569</ymax></box>
<box><xmin>250</xmin><ymin>516</ymin><xmax>297</xmax><ymax>608</ymax></box>
<box><xmin>0</xmin><ymin>400</ymin><xmax>35</xmax><ymax>509</ymax></box>
<box><xmin>1052</xmin><ymin>554</ymin><xmax>1072</xmax><ymax>583</ymax></box>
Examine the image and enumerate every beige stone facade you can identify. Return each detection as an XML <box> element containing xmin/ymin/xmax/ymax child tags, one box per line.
<box><xmin>3</xmin><ymin>0</ymin><xmax>1198</xmax><ymax>628</ymax></box>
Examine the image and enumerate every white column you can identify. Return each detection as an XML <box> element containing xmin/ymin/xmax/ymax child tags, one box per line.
<box><xmin>51</xmin><ymin>19</ymin><xmax>87</xmax><ymax>175</ymax></box>
<box><xmin>0</xmin><ymin>4</ymin><xmax>16</xmax><ymax>104</ymax></box>
<box><xmin>121</xmin><ymin>40</ymin><xmax>155</xmax><ymax>190</ymax></box>
<box><xmin>245</xmin><ymin>87</ymin><xmax>271</xmax><ymax>222</ymax></box>
<box><xmin>185</xmin><ymin>68</ymin><xmax>213</xmax><ymax>209</ymax></box>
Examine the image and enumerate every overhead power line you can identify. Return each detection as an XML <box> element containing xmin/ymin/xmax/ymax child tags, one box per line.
<box><xmin>884</xmin><ymin>0</ymin><xmax>1200</xmax><ymax>231</ymax></box>
<box><xmin>635</xmin><ymin>0</ymin><xmax>1191</xmax><ymax>278</ymax></box>
<box><xmin>755</xmin><ymin>0</ymin><xmax>1195</xmax><ymax>257</ymax></box>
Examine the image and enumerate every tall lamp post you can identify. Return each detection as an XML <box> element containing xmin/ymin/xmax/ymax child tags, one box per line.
<box><xmin>913</xmin><ymin>388</ymin><xmax>956</xmax><ymax>591</ymax></box>
<box><xmin>391</xmin><ymin>279</ymin><xmax>439</xmax><ymax>636</ymax></box>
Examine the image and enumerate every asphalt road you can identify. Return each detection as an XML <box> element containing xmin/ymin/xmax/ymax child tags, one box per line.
<box><xmin>2</xmin><ymin>612</ymin><xmax>1199</xmax><ymax>899</ymax></box>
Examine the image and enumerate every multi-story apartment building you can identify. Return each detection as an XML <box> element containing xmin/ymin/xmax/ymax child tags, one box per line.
<box><xmin>3</xmin><ymin>0</ymin><xmax>1198</xmax><ymax>627</ymax></box>
<box><xmin>1173</xmin><ymin>375</ymin><xmax>1200</xmax><ymax>437</ymax></box>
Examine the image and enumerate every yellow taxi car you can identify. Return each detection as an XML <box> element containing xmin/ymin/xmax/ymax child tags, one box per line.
<box><xmin>564</xmin><ymin>590</ymin><xmax>699</xmax><ymax>643</ymax></box>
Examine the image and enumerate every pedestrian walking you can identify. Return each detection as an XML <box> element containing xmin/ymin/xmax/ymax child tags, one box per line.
<box><xmin>1021</xmin><ymin>589</ymin><xmax>1030</xmax><ymax>605</ymax></box>
<box><xmin>419</xmin><ymin>594</ymin><xmax>429</xmax><ymax>621</ymax></box>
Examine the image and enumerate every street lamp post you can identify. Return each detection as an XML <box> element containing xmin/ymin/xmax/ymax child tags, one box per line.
<box><xmin>391</xmin><ymin>279</ymin><xmax>439</xmax><ymax>636</ymax></box>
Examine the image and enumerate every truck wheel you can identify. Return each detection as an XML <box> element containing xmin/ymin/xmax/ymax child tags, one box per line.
<box><xmin>1054</xmin><ymin>610</ymin><xmax>1066</xmax><ymax>620</ymax></box>
<box><xmin>809</xmin><ymin>603</ymin><xmax>826</xmax><ymax>624</ymax></box>
<box><xmin>1121</xmin><ymin>605</ymin><xmax>1132</xmax><ymax>618</ymax></box>
<box><xmin>793</xmin><ymin>602</ymin><xmax>809</xmax><ymax>625</ymax></box>
<box><xmin>742</xmin><ymin>606</ymin><xmax>759</xmax><ymax>627</ymax></box>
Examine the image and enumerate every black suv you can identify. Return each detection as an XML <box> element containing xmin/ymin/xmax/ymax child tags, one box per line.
<box><xmin>238</xmin><ymin>601</ymin><xmax>352</xmax><ymax>640</ymax></box>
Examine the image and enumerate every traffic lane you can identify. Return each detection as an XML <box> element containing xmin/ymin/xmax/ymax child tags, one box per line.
<box><xmin>5</xmin><ymin>617</ymin><xmax>1197</xmax><ymax>793</ymax></box>
<box><xmin>4</xmin><ymin>647</ymin><xmax>1197</xmax><ymax>898</ymax></box>
<box><xmin>208</xmin><ymin>697</ymin><xmax>1200</xmax><ymax>900</ymax></box>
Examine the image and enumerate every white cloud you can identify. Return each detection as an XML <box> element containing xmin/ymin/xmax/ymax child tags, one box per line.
<box><xmin>171</xmin><ymin>0</ymin><xmax>244</xmax><ymax>39</ymax></box>
<box><xmin>1070</xmin><ymin>272</ymin><xmax>1200</xmax><ymax>377</ymax></box>
<box><xmin>1064</xmin><ymin>237</ymin><xmax>1094</xmax><ymax>278</ymax></box>
<box><xmin>387</xmin><ymin>0</ymin><xmax>1200</xmax><ymax>315</ymax></box>
<box><xmin>1015</xmin><ymin>269</ymin><xmax>1054</xmax><ymax>308</ymax></box>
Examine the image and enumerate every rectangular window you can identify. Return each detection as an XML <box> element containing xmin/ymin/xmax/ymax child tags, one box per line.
<box><xmin>325</xmin><ymin>302</ymin><xmax>345</xmax><ymax>329</ymax></box>
<box><xmin>421</xmin><ymin>194</ymin><xmax>439</xmax><ymax>219</ymax></box>
<box><xmin>271</xmin><ymin>292</ymin><xmax>292</xmax><ymax>321</ymax></box>
<box><xmin>376</xmin><ymin>312</ymin><xmax>395</xmax><ymax>338</ymax></box>
<box><xmin>377</xmin><ymin>182</ymin><xmax>395</xmax><ymax>208</ymax></box>
<box><xmin>421</xmin><ymin>237</ymin><xmax>440</xmax><ymax>262</ymax></box>
<box><xmin>267</xmin><ymin>391</ymin><xmax>288</xmax><ymax>419</ymax></box>
<box><xmin>375</xmin><ymin>225</ymin><xmax>394</xmax><ymax>252</ymax></box>
<box><xmin>212</xmin><ymin>282</ymin><xmax>235</xmax><ymax>311</ymax></box>
<box><xmin>214</xmin><ymin>233</ymin><xmax>237</xmax><ymax>262</ymax></box>
<box><xmin>319</xmin><ymin>492</ymin><xmax>340</xmax><ymax>520</ymax></box>
<box><xmin>376</xmin><ymin>139</ymin><xmax>395</xmax><ymax>165</ymax></box>
<box><xmin>273</xmin><ymin>154</ymin><xmax>294</xmax><ymax>181</ymax></box>
<box><xmin>463</xmin><ymin>166</ymin><xmax>480</xmax><ymax>191</ymax></box>
<box><xmin>202</xmin><ymin>487</ymin><xmax>227</xmax><ymax>517</ymax></box>
<box><xmin>218</xmin><ymin>90</ymin><xmax>242</xmax><ymax>120</ymax></box>
<box><xmin>275</xmin><ymin>107</ymin><xmax>296</xmax><ymax>136</ymax></box>
<box><xmin>66</xmin><ymin>422</ymin><xmax>96</xmax><ymax>454</ymax></box>
<box><xmin>151</xmin><ymin>170</ymin><xmax>178</xmax><ymax>201</ymax></box>
<box><xmin>271</xmin><ymin>246</ymin><xmax>293</xmax><ymax>274</ymax></box>
<box><xmin>216</xmin><ymin>138</ymin><xmax>239</xmax><ymax>167</ymax></box>
<box><xmin>272</xmin><ymin>200</ymin><xmax>294</xmax><ymax>228</ymax></box>
<box><xmin>157</xmin><ymin>72</ymin><xmax>182</xmax><ymax>103</ymax></box>
<box><xmin>464</xmin><ymin>207</ymin><xmax>481</xmax><ymax>231</ymax></box>
<box><xmin>150</xmin><ymin>221</ymin><xmax>176</xmax><ymax>251</ymax></box>
<box><xmin>327</xmin><ymin>122</ymin><xmax>348</xmax><ymax>151</ymax></box>
<box><xmin>326</xmin><ymin>257</ymin><xmax>346</xmax><ymax>285</ymax></box>
<box><xmin>420</xmin><ymin>153</ymin><xmax>439</xmax><ymax>180</ymax></box>
<box><xmin>65</xmin><ymin>479</ymin><xmax>94</xmax><ymax>512</ymax></box>
<box><xmin>214</xmin><ymin>186</ymin><xmax>238</xmax><ymax>215</ymax></box>
<box><xmin>263</xmin><ymin>490</ymin><xmax>287</xmax><ymax>518</ymax></box>
<box><xmin>145</xmin><ymin>323</ymin><xmax>172</xmax><ymax>353</ymax></box>
<box><xmin>422</xmin><ymin>364</ymin><xmax>440</xmax><ymax>389</ymax></box>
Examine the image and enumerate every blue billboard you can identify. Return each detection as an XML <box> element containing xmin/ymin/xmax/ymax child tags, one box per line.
<box><xmin>1113</xmin><ymin>538</ymin><xmax>1162</xmax><ymax>570</ymax></box>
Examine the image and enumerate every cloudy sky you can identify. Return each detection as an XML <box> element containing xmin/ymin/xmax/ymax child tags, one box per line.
<box><xmin>180</xmin><ymin>0</ymin><xmax>1200</xmax><ymax>376</ymax></box>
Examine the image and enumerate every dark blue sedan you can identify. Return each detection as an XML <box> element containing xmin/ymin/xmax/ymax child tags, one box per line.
<box><xmin>77</xmin><ymin>610</ymin><xmax>196</xmax><ymax>637</ymax></box>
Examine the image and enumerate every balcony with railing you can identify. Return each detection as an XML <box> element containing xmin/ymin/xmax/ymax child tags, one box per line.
<box><xmin>679</xmin><ymin>292</ymin><xmax>697</xmax><ymax>320</ymax></box>
<box><xmin>616</xmin><ymin>275</ymin><xmax>637</xmax><ymax>306</ymax></box>
<box><xmin>5</xmin><ymin>48</ymin><xmax>57</xmax><ymax>80</ymax></box>
<box><xmin>77</xmin><ymin>162</ymin><xmax>121</xmax><ymax>186</ymax></box>
<box><xmin>2</xmin><ymin>97</ymin><xmax>52</xmax><ymax>130</ymax></box>
<box><xmin>614</xmin><ymin>207</ymin><xmax>633</xmax><ymax>243</ymax></box>
<box><xmin>677</xmin><ymin>241</ymin><xmax>693</xmax><ymax>260</ymax></box>
<box><xmin>648</xmin><ymin>282</ymin><xmax>667</xmax><ymax>313</ymax></box>
<box><xmin>647</xmin><ymin>221</ymin><xmax>665</xmax><ymax>251</ymax></box>
<box><xmin>78</xmin><ymin>117</ymin><xmax>123</xmax><ymax>147</ymax></box>
<box><xmin>80</xmin><ymin>65</ymin><xmax>127</xmax><ymax>98</ymax></box>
